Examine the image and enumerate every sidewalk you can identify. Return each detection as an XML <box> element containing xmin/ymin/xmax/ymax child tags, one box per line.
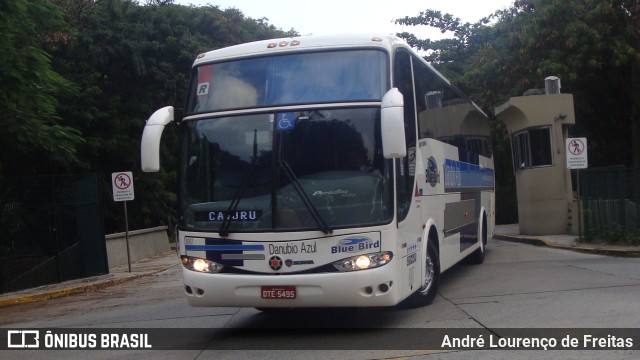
<box><xmin>494</xmin><ymin>224</ymin><xmax>640</xmax><ymax>257</ymax></box>
<box><xmin>0</xmin><ymin>250</ymin><xmax>181</xmax><ymax>308</ymax></box>
<box><xmin>2</xmin><ymin>227</ymin><xmax>640</xmax><ymax>308</ymax></box>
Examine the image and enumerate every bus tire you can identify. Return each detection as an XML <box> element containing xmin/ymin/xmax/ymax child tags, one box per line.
<box><xmin>468</xmin><ymin>214</ymin><xmax>487</xmax><ymax>265</ymax></box>
<box><xmin>402</xmin><ymin>240</ymin><xmax>440</xmax><ymax>308</ymax></box>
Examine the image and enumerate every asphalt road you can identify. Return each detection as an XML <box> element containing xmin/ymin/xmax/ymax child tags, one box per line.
<box><xmin>1</xmin><ymin>238</ymin><xmax>639</xmax><ymax>359</ymax></box>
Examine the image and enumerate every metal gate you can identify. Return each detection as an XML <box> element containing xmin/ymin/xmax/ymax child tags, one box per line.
<box><xmin>0</xmin><ymin>174</ymin><xmax>108</xmax><ymax>294</ymax></box>
<box><xmin>581</xmin><ymin>167</ymin><xmax>640</xmax><ymax>245</ymax></box>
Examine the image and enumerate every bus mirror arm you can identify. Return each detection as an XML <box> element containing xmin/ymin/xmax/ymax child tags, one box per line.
<box><xmin>141</xmin><ymin>106</ymin><xmax>174</xmax><ymax>172</ymax></box>
<box><xmin>381</xmin><ymin>88</ymin><xmax>407</xmax><ymax>159</ymax></box>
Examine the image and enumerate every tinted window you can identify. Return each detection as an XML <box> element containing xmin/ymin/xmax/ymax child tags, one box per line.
<box><xmin>186</xmin><ymin>50</ymin><xmax>388</xmax><ymax>113</ymax></box>
<box><xmin>413</xmin><ymin>56</ymin><xmax>491</xmax><ymax>157</ymax></box>
<box><xmin>513</xmin><ymin>126</ymin><xmax>553</xmax><ymax>169</ymax></box>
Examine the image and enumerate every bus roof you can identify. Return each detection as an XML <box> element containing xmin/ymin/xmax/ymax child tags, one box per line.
<box><xmin>193</xmin><ymin>34</ymin><xmax>406</xmax><ymax>65</ymax></box>
<box><xmin>191</xmin><ymin>33</ymin><xmax>485</xmax><ymax>116</ymax></box>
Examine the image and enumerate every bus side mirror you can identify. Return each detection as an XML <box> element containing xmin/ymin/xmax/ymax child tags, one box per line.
<box><xmin>381</xmin><ymin>88</ymin><xmax>407</xmax><ymax>158</ymax></box>
<box><xmin>141</xmin><ymin>106</ymin><xmax>174</xmax><ymax>172</ymax></box>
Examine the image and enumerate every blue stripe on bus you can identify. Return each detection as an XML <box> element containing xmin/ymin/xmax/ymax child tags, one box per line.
<box><xmin>185</xmin><ymin>244</ymin><xmax>265</xmax><ymax>252</ymax></box>
<box><xmin>444</xmin><ymin>159</ymin><xmax>494</xmax><ymax>191</ymax></box>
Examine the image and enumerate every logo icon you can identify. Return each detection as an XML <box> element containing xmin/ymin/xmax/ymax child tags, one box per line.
<box><xmin>426</xmin><ymin>156</ymin><xmax>441</xmax><ymax>187</ymax></box>
<box><xmin>7</xmin><ymin>330</ymin><xmax>40</xmax><ymax>348</ymax></box>
<box><xmin>269</xmin><ymin>256</ymin><xmax>283</xmax><ymax>271</ymax></box>
<box><xmin>276</xmin><ymin>112</ymin><xmax>296</xmax><ymax>131</ymax></box>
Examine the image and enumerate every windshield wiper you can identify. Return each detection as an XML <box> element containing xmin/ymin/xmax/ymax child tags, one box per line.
<box><xmin>219</xmin><ymin>130</ymin><xmax>259</xmax><ymax>237</ymax></box>
<box><xmin>279</xmin><ymin>160</ymin><xmax>332</xmax><ymax>235</ymax></box>
<box><xmin>218</xmin><ymin>160</ymin><xmax>256</xmax><ymax>237</ymax></box>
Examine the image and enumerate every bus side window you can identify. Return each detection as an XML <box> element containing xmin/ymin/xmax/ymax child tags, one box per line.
<box><xmin>393</xmin><ymin>50</ymin><xmax>417</xmax><ymax>222</ymax></box>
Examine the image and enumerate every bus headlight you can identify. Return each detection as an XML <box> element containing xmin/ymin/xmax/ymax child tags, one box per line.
<box><xmin>332</xmin><ymin>252</ymin><xmax>393</xmax><ymax>272</ymax></box>
<box><xmin>181</xmin><ymin>256</ymin><xmax>224</xmax><ymax>273</ymax></box>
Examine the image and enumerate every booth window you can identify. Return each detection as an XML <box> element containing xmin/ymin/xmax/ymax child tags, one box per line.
<box><xmin>513</xmin><ymin>126</ymin><xmax>552</xmax><ymax>170</ymax></box>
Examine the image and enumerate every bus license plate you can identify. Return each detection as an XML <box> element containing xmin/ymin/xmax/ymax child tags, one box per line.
<box><xmin>261</xmin><ymin>286</ymin><xmax>296</xmax><ymax>299</ymax></box>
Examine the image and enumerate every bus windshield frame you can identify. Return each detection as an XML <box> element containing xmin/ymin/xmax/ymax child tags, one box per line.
<box><xmin>179</xmin><ymin>108</ymin><xmax>394</xmax><ymax>233</ymax></box>
<box><xmin>185</xmin><ymin>49</ymin><xmax>388</xmax><ymax>114</ymax></box>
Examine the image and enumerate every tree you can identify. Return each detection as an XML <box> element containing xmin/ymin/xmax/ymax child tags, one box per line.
<box><xmin>397</xmin><ymin>0</ymin><xmax>640</xmax><ymax>168</ymax></box>
<box><xmin>46</xmin><ymin>0</ymin><xmax>293</xmax><ymax>233</ymax></box>
<box><xmin>0</xmin><ymin>0</ymin><xmax>84</xmax><ymax>176</ymax></box>
<box><xmin>1</xmin><ymin>0</ymin><xmax>297</xmax><ymax>233</ymax></box>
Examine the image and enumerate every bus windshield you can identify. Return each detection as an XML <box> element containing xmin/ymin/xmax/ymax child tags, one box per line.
<box><xmin>186</xmin><ymin>50</ymin><xmax>387</xmax><ymax>113</ymax></box>
<box><xmin>180</xmin><ymin>108</ymin><xmax>393</xmax><ymax>233</ymax></box>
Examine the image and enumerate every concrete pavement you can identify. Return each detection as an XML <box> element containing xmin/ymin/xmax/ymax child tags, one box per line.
<box><xmin>1</xmin><ymin>225</ymin><xmax>639</xmax><ymax>308</ymax></box>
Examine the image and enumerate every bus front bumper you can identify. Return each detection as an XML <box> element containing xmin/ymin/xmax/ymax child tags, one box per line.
<box><xmin>181</xmin><ymin>265</ymin><xmax>403</xmax><ymax>308</ymax></box>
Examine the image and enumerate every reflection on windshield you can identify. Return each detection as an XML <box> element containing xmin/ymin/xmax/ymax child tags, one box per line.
<box><xmin>279</xmin><ymin>159</ymin><xmax>332</xmax><ymax>234</ymax></box>
<box><xmin>180</xmin><ymin>108</ymin><xmax>393</xmax><ymax>233</ymax></box>
<box><xmin>187</xmin><ymin>50</ymin><xmax>387</xmax><ymax>113</ymax></box>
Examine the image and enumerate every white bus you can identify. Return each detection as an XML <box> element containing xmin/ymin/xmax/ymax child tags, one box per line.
<box><xmin>141</xmin><ymin>34</ymin><xmax>494</xmax><ymax>309</ymax></box>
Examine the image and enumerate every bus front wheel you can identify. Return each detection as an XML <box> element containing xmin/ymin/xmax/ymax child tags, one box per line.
<box><xmin>402</xmin><ymin>240</ymin><xmax>440</xmax><ymax>308</ymax></box>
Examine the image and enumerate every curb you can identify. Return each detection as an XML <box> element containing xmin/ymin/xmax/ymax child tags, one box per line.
<box><xmin>0</xmin><ymin>274</ymin><xmax>145</xmax><ymax>309</ymax></box>
<box><xmin>494</xmin><ymin>234</ymin><xmax>640</xmax><ymax>258</ymax></box>
<box><xmin>0</xmin><ymin>262</ymin><xmax>179</xmax><ymax>309</ymax></box>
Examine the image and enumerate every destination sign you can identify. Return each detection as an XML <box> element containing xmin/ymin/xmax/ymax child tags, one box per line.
<box><xmin>194</xmin><ymin>210</ymin><xmax>262</xmax><ymax>222</ymax></box>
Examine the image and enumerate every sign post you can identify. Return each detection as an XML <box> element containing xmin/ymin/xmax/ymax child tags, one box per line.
<box><xmin>566</xmin><ymin>138</ymin><xmax>588</xmax><ymax>242</ymax></box>
<box><xmin>112</xmin><ymin>172</ymin><xmax>135</xmax><ymax>272</ymax></box>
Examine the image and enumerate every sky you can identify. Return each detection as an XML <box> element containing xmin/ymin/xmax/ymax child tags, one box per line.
<box><xmin>174</xmin><ymin>0</ymin><xmax>515</xmax><ymax>40</ymax></box>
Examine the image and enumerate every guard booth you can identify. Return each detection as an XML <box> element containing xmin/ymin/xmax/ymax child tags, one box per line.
<box><xmin>495</xmin><ymin>77</ymin><xmax>576</xmax><ymax>235</ymax></box>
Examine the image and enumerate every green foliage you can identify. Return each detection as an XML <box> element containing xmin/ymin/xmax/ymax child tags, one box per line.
<box><xmin>0</xmin><ymin>0</ymin><xmax>85</xmax><ymax>175</ymax></box>
<box><xmin>396</xmin><ymin>0</ymin><xmax>639</xmax><ymax>168</ymax></box>
<box><xmin>1</xmin><ymin>0</ymin><xmax>293</xmax><ymax>233</ymax></box>
<box><xmin>584</xmin><ymin>227</ymin><xmax>640</xmax><ymax>246</ymax></box>
<box><xmin>396</xmin><ymin>0</ymin><xmax>639</xmax><ymax>224</ymax></box>
<box><xmin>52</xmin><ymin>0</ymin><xmax>292</xmax><ymax>233</ymax></box>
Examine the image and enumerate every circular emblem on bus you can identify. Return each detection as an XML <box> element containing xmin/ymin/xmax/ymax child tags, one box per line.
<box><xmin>269</xmin><ymin>256</ymin><xmax>283</xmax><ymax>271</ymax></box>
<box><xmin>426</xmin><ymin>156</ymin><xmax>441</xmax><ymax>187</ymax></box>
